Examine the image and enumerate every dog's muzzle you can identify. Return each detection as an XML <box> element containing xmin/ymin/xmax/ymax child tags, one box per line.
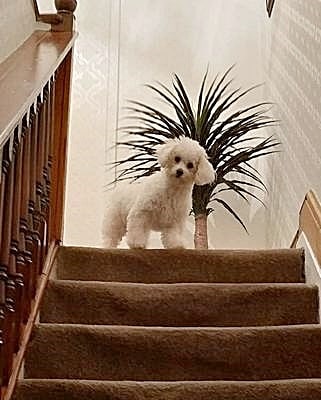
<box><xmin>176</xmin><ymin>169</ymin><xmax>184</xmax><ymax>178</ymax></box>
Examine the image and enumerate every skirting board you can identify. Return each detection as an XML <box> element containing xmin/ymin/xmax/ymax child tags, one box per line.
<box><xmin>292</xmin><ymin>190</ymin><xmax>321</xmax><ymax>320</ymax></box>
<box><xmin>297</xmin><ymin>233</ymin><xmax>321</xmax><ymax>320</ymax></box>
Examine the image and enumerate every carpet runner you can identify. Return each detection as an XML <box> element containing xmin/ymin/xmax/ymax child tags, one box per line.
<box><xmin>13</xmin><ymin>247</ymin><xmax>321</xmax><ymax>399</ymax></box>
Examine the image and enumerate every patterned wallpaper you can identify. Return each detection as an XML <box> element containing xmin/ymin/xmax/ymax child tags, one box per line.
<box><xmin>0</xmin><ymin>0</ymin><xmax>36</xmax><ymax>63</ymax></box>
<box><xmin>264</xmin><ymin>0</ymin><xmax>321</xmax><ymax>247</ymax></box>
<box><xmin>63</xmin><ymin>1</ymin><xmax>111</xmax><ymax>246</ymax></box>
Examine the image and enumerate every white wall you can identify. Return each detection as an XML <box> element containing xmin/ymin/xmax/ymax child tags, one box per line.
<box><xmin>0</xmin><ymin>0</ymin><xmax>36</xmax><ymax>63</ymax></box>
<box><xmin>64</xmin><ymin>0</ymin><xmax>274</xmax><ymax>248</ymax></box>
<box><xmin>264</xmin><ymin>0</ymin><xmax>321</xmax><ymax>248</ymax></box>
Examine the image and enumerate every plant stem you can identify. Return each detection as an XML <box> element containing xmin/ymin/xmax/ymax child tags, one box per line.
<box><xmin>194</xmin><ymin>213</ymin><xmax>208</xmax><ymax>249</ymax></box>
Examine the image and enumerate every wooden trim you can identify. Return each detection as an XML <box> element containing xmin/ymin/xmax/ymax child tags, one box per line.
<box><xmin>38</xmin><ymin>14</ymin><xmax>63</xmax><ymax>26</ymax></box>
<box><xmin>32</xmin><ymin>0</ymin><xmax>40</xmax><ymax>19</ymax></box>
<box><xmin>2</xmin><ymin>242</ymin><xmax>59</xmax><ymax>400</ymax></box>
<box><xmin>0</xmin><ymin>30</ymin><xmax>77</xmax><ymax>149</ymax></box>
<box><xmin>291</xmin><ymin>190</ymin><xmax>321</xmax><ymax>266</ymax></box>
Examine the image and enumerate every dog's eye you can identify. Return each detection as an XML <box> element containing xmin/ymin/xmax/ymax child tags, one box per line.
<box><xmin>187</xmin><ymin>162</ymin><xmax>194</xmax><ymax>169</ymax></box>
<box><xmin>175</xmin><ymin>156</ymin><xmax>181</xmax><ymax>163</ymax></box>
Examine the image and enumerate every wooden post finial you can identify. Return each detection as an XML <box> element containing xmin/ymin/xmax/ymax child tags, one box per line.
<box><xmin>53</xmin><ymin>0</ymin><xmax>77</xmax><ymax>31</ymax></box>
<box><xmin>32</xmin><ymin>0</ymin><xmax>77</xmax><ymax>31</ymax></box>
<box><xmin>55</xmin><ymin>0</ymin><xmax>77</xmax><ymax>13</ymax></box>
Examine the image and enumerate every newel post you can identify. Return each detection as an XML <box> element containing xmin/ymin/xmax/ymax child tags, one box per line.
<box><xmin>49</xmin><ymin>1</ymin><xmax>77</xmax><ymax>243</ymax></box>
<box><xmin>53</xmin><ymin>0</ymin><xmax>77</xmax><ymax>32</ymax></box>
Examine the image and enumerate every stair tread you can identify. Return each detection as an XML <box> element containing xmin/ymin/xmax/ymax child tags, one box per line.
<box><xmin>55</xmin><ymin>247</ymin><xmax>305</xmax><ymax>283</ymax></box>
<box><xmin>13</xmin><ymin>379</ymin><xmax>321</xmax><ymax>400</ymax></box>
<box><xmin>41</xmin><ymin>280</ymin><xmax>319</xmax><ymax>326</ymax></box>
<box><xmin>28</xmin><ymin>322</ymin><xmax>321</xmax><ymax>331</ymax></box>
<box><xmin>46</xmin><ymin>280</ymin><xmax>314</xmax><ymax>288</ymax></box>
<box><xmin>25</xmin><ymin>324</ymin><xmax>321</xmax><ymax>381</ymax></box>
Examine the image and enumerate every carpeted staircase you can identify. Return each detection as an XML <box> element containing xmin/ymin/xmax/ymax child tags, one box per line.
<box><xmin>13</xmin><ymin>246</ymin><xmax>321</xmax><ymax>399</ymax></box>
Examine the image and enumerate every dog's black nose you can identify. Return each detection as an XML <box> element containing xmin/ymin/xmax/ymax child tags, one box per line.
<box><xmin>176</xmin><ymin>169</ymin><xmax>184</xmax><ymax>177</ymax></box>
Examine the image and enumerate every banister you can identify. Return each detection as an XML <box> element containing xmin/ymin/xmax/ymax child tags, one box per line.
<box><xmin>291</xmin><ymin>190</ymin><xmax>321</xmax><ymax>266</ymax></box>
<box><xmin>0</xmin><ymin>5</ymin><xmax>77</xmax><ymax>397</ymax></box>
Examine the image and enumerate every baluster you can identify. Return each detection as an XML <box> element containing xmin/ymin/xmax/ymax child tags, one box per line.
<box><xmin>0</xmin><ymin>145</ymin><xmax>6</xmax><ymax>293</ymax></box>
<box><xmin>39</xmin><ymin>85</ymin><xmax>50</xmax><ymax>271</ymax></box>
<box><xmin>28</xmin><ymin>105</ymin><xmax>40</xmax><ymax>299</ymax></box>
<box><xmin>0</xmin><ymin>147</ymin><xmax>4</xmax><ymax>252</ymax></box>
<box><xmin>0</xmin><ymin>134</ymin><xmax>17</xmax><ymax>386</ymax></box>
<box><xmin>19</xmin><ymin>118</ymin><xmax>32</xmax><ymax>322</ymax></box>
<box><xmin>32</xmin><ymin>92</ymin><xmax>46</xmax><ymax>278</ymax></box>
<box><xmin>47</xmin><ymin>77</ymin><xmax>56</xmax><ymax>244</ymax></box>
<box><xmin>10</xmin><ymin>128</ymin><xmax>24</xmax><ymax>352</ymax></box>
<box><xmin>43</xmin><ymin>81</ymin><xmax>54</xmax><ymax>259</ymax></box>
<box><xmin>0</xmin><ymin>305</ymin><xmax>4</xmax><ymax>388</ymax></box>
<box><xmin>37</xmin><ymin>97</ymin><xmax>45</xmax><ymax>272</ymax></box>
<box><xmin>34</xmin><ymin>97</ymin><xmax>43</xmax><ymax>280</ymax></box>
<box><xmin>50</xmin><ymin>52</ymin><xmax>73</xmax><ymax>243</ymax></box>
<box><xmin>0</xmin><ymin>144</ymin><xmax>9</xmax><ymax>386</ymax></box>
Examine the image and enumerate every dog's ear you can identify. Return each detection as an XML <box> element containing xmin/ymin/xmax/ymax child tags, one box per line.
<box><xmin>195</xmin><ymin>152</ymin><xmax>216</xmax><ymax>185</ymax></box>
<box><xmin>155</xmin><ymin>140</ymin><xmax>175</xmax><ymax>168</ymax></box>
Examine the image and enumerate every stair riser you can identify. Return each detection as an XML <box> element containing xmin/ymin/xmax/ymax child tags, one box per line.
<box><xmin>25</xmin><ymin>326</ymin><xmax>321</xmax><ymax>381</ymax></box>
<box><xmin>41</xmin><ymin>283</ymin><xmax>319</xmax><ymax>327</ymax></box>
<box><xmin>56</xmin><ymin>248</ymin><xmax>305</xmax><ymax>283</ymax></box>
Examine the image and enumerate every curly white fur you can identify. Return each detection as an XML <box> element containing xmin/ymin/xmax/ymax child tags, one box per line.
<box><xmin>102</xmin><ymin>137</ymin><xmax>216</xmax><ymax>249</ymax></box>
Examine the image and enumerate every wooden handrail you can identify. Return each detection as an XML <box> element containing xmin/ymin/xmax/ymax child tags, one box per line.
<box><xmin>291</xmin><ymin>190</ymin><xmax>321</xmax><ymax>266</ymax></box>
<box><xmin>0</xmin><ymin>31</ymin><xmax>76</xmax><ymax>149</ymax></box>
<box><xmin>0</xmin><ymin>5</ymin><xmax>77</xmax><ymax>396</ymax></box>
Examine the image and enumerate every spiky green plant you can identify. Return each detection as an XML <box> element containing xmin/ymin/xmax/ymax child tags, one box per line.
<box><xmin>114</xmin><ymin>67</ymin><xmax>279</xmax><ymax>248</ymax></box>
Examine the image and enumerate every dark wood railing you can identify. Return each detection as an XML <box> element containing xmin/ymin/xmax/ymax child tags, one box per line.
<box><xmin>0</xmin><ymin>2</ymin><xmax>77</xmax><ymax>397</ymax></box>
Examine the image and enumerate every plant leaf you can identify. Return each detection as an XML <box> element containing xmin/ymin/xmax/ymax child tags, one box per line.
<box><xmin>213</xmin><ymin>198</ymin><xmax>248</xmax><ymax>233</ymax></box>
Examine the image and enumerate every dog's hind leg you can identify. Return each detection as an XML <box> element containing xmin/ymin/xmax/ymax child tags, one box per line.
<box><xmin>161</xmin><ymin>227</ymin><xmax>185</xmax><ymax>249</ymax></box>
<box><xmin>102</xmin><ymin>208</ymin><xmax>126</xmax><ymax>248</ymax></box>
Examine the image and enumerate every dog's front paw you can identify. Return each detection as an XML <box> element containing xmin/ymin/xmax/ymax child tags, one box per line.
<box><xmin>127</xmin><ymin>240</ymin><xmax>146</xmax><ymax>249</ymax></box>
<box><xmin>167</xmin><ymin>243</ymin><xmax>185</xmax><ymax>249</ymax></box>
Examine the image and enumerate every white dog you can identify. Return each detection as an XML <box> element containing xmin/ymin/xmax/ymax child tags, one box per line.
<box><xmin>102</xmin><ymin>137</ymin><xmax>216</xmax><ymax>249</ymax></box>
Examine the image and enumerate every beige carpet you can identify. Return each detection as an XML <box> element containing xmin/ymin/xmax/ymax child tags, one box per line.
<box><xmin>13</xmin><ymin>247</ymin><xmax>321</xmax><ymax>399</ymax></box>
